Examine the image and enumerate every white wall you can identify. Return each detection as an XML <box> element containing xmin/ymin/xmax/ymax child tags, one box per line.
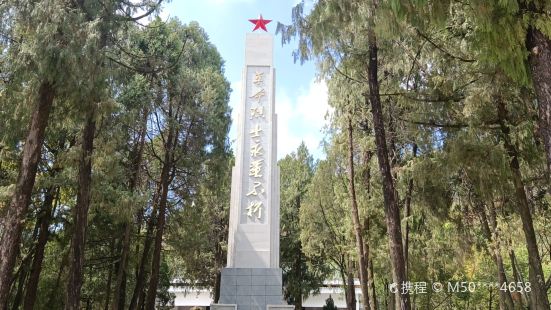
<box><xmin>170</xmin><ymin>287</ymin><xmax>212</xmax><ymax>307</ymax></box>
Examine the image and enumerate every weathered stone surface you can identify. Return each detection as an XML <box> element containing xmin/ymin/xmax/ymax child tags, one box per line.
<box><xmin>265</xmin><ymin>276</ymin><xmax>282</xmax><ymax>286</ymax></box>
<box><xmin>220</xmin><ymin>283</ymin><xmax>236</xmax><ymax>297</ymax></box>
<box><xmin>236</xmin><ymin>295</ymin><xmax>252</xmax><ymax>305</ymax></box>
<box><xmin>211</xmin><ymin>304</ymin><xmax>237</xmax><ymax>310</ymax></box>
<box><xmin>234</xmin><ymin>268</ymin><xmax>253</xmax><ymax>275</ymax></box>
<box><xmin>251</xmin><ymin>269</ymin><xmax>268</xmax><ymax>276</ymax></box>
<box><xmin>236</xmin><ymin>285</ymin><xmax>252</xmax><ymax>296</ymax></box>
<box><xmin>216</xmin><ymin>267</ymin><xmax>285</xmax><ymax>310</ymax></box>
<box><xmin>266</xmin><ymin>305</ymin><xmax>295</xmax><ymax>310</ymax></box>
<box><xmin>265</xmin><ymin>285</ymin><xmax>283</xmax><ymax>296</ymax></box>
<box><xmin>251</xmin><ymin>275</ymin><xmax>265</xmax><ymax>285</ymax></box>
<box><xmin>265</xmin><ymin>296</ymin><xmax>286</xmax><ymax>305</ymax></box>
<box><xmin>224</xmin><ymin>296</ymin><xmax>237</xmax><ymax>304</ymax></box>
<box><xmin>221</xmin><ymin>275</ymin><xmax>237</xmax><ymax>287</ymax></box>
<box><xmin>251</xmin><ymin>295</ymin><xmax>266</xmax><ymax>306</ymax></box>
<box><xmin>236</xmin><ymin>275</ymin><xmax>252</xmax><ymax>286</ymax></box>
<box><xmin>250</xmin><ymin>285</ymin><xmax>266</xmax><ymax>296</ymax></box>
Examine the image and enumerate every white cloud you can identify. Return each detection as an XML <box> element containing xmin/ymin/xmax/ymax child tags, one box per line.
<box><xmin>295</xmin><ymin>80</ymin><xmax>331</xmax><ymax>124</ymax></box>
<box><xmin>276</xmin><ymin>79</ymin><xmax>331</xmax><ymax>159</ymax></box>
<box><xmin>275</xmin><ymin>91</ymin><xmax>302</xmax><ymax>159</ymax></box>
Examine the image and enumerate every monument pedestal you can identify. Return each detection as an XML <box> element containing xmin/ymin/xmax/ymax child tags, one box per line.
<box><xmin>211</xmin><ymin>268</ymin><xmax>290</xmax><ymax>310</ymax></box>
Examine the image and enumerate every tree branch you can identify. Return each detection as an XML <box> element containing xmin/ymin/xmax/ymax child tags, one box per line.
<box><xmin>334</xmin><ymin>65</ymin><xmax>364</xmax><ymax>84</ymax></box>
<box><xmin>379</xmin><ymin>92</ymin><xmax>464</xmax><ymax>102</ymax></box>
<box><xmin>415</xmin><ymin>28</ymin><xmax>476</xmax><ymax>63</ymax></box>
<box><xmin>116</xmin><ymin>0</ymin><xmax>163</xmax><ymax>22</ymax></box>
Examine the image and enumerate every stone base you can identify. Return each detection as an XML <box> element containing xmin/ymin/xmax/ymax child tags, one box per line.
<box><xmin>266</xmin><ymin>306</ymin><xmax>294</xmax><ymax>310</ymax></box>
<box><xmin>212</xmin><ymin>268</ymin><xmax>290</xmax><ymax>310</ymax></box>
<box><xmin>211</xmin><ymin>304</ymin><xmax>237</xmax><ymax>310</ymax></box>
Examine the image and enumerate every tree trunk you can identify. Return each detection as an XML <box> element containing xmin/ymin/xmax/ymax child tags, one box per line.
<box><xmin>65</xmin><ymin>108</ymin><xmax>97</xmax><ymax>310</ymax></box>
<box><xmin>526</xmin><ymin>26</ymin><xmax>551</xmax><ymax>184</ymax></box>
<box><xmin>365</xmin><ymin>252</ymin><xmax>377</xmax><ymax>310</ymax></box>
<box><xmin>0</xmin><ymin>82</ymin><xmax>55</xmax><ymax>306</ymax></box>
<box><xmin>129</xmin><ymin>190</ymin><xmax>160</xmax><ymax>310</ymax></box>
<box><xmin>362</xmin><ymin>150</ymin><xmax>373</xmax><ymax>199</ymax></box>
<box><xmin>23</xmin><ymin>185</ymin><xmax>58</xmax><ymax>310</ymax></box>
<box><xmin>386</xmin><ymin>101</ymin><xmax>398</xmax><ymax>171</ymax></box>
<box><xmin>144</xmin><ymin>124</ymin><xmax>175</xmax><ymax>310</ymax></box>
<box><xmin>497</xmin><ymin>101</ymin><xmax>550</xmax><ymax>309</ymax></box>
<box><xmin>346</xmin><ymin>260</ymin><xmax>357</xmax><ymax>310</ymax></box>
<box><xmin>487</xmin><ymin>203</ymin><xmax>518</xmax><ymax>310</ymax></box>
<box><xmin>10</xmin><ymin>245</ymin><xmax>34</xmax><ymax>310</ymax></box>
<box><xmin>214</xmin><ymin>270</ymin><xmax>222</xmax><ymax>304</ymax></box>
<box><xmin>367</xmin><ymin>257</ymin><xmax>379</xmax><ymax>310</ymax></box>
<box><xmin>347</xmin><ymin>118</ymin><xmax>371</xmax><ymax>310</ymax></box>
<box><xmin>360</xmin><ymin>151</ymin><xmax>377</xmax><ymax>310</ymax></box>
<box><xmin>475</xmin><ymin>200</ymin><xmax>515</xmax><ymax>310</ymax></box>
<box><xmin>213</xmin><ymin>227</ymin><xmax>225</xmax><ymax>304</ymax></box>
<box><xmin>403</xmin><ymin>144</ymin><xmax>417</xmax><ymax>277</ymax></box>
<box><xmin>293</xmin><ymin>221</ymin><xmax>303</xmax><ymax>310</ymax></box>
<box><xmin>384</xmin><ymin>278</ymin><xmax>394</xmax><ymax>310</ymax></box>
<box><xmin>365</xmin><ymin>6</ymin><xmax>410</xmax><ymax>307</ymax></box>
<box><xmin>143</xmin><ymin>181</ymin><xmax>169</xmax><ymax>310</ymax></box>
<box><xmin>104</xmin><ymin>239</ymin><xmax>116</xmax><ymax>310</ymax></box>
<box><xmin>113</xmin><ymin>225</ymin><xmax>131</xmax><ymax>309</ymax></box>
<box><xmin>24</xmin><ymin>135</ymin><xmax>66</xmax><ymax>310</ymax></box>
<box><xmin>113</xmin><ymin>108</ymin><xmax>148</xmax><ymax>310</ymax></box>
<box><xmin>509</xmin><ymin>249</ymin><xmax>528</xmax><ymax>307</ymax></box>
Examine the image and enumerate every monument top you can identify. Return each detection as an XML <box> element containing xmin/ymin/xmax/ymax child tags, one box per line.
<box><xmin>245</xmin><ymin>33</ymin><xmax>273</xmax><ymax>66</ymax></box>
<box><xmin>248</xmin><ymin>14</ymin><xmax>272</xmax><ymax>32</ymax></box>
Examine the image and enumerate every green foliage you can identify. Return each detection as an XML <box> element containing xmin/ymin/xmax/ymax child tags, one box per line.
<box><xmin>0</xmin><ymin>3</ymin><xmax>232</xmax><ymax>308</ymax></box>
<box><xmin>279</xmin><ymin>0</ymin><xmax>551</xmax><ymax>308</ymax></box>
<box><xmin>280</xmin><ymin>143</ymin><xmax>331</xmax><ymax>307</ymax></box>
<box><xmin>167</xmin><ymin>155</ymin><xmax>232</xmax><ymax>291</ymax></box>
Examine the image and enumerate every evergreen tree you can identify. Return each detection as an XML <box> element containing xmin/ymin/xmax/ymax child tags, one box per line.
<box><xmin>280</xmin><ymin>143</ymin><xmax>330</xmax><ymax>310</ymax></box>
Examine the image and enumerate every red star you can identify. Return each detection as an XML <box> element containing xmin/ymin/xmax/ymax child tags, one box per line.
<box><xmin>248</xmin><ymin>14</ymin><xmax>272</xmax><ymax>32</ymax></box>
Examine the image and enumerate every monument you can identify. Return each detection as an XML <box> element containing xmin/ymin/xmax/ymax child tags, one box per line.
<box><xmin>211</xmin><ymin>16</ymin><xmax>292</xmax><ymax>310</ymax></box>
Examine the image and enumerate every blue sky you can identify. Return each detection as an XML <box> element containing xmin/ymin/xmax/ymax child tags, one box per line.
<box><xmin>158</xmin><ymin>0</ymin><xmax>332</xmax><ymax>159</ymax></box>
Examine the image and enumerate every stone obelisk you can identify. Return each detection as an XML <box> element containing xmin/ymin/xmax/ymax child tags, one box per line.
<box><xmin>212</xmin><ymin>16</ymin><xmax>291</xmax><ymax>310</ymax></box>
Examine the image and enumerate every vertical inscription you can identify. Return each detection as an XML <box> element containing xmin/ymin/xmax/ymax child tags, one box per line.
<box><xmin>243</xmin><ymin>67</ymin><xmax>270</xmax><ymax>223</ymax></box>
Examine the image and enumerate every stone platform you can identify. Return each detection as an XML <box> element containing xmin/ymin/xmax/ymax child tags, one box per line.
<box><xmin>211</xmin><ymin>268</ymin><xmax>292</xmax><ymax>310</ymax></box>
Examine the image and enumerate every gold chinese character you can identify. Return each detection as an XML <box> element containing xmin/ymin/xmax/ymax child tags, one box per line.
<box><xmin>246</xmin><ymin>182</ymin><xmax>265</xmax><ymax>196</ymax></box>
<box><xmin>250</xmin><ymin>142</ymin><xmax>263</xmax><ymax>157</ymax></box>
<box><xmin>250</xmin><ymin>124</ymin><xmax>262</xmax><ymax>138</ymax></box>
<box><xmin>250</xmin><ymin>106</ymin><xmax>264</xmax><ymax>119</ymax></box>
<box><xmin>249</xmin><ymin>89</ymin><xmax>266</xmax><ymax>102</ymax></box>
<box><xmin>249</xmin><ymin>159</ymin><xmax>263</xmax><ymax>178</ymax></box>
<box><xmin>246</xmin><ymin>200</ymin><xmax>263</xmax><ymax>219</ymax></box>
<box><xmin>253</xmin><ymin>71</ymin><xmax>264</xmax><ymax>86</ymax></box>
